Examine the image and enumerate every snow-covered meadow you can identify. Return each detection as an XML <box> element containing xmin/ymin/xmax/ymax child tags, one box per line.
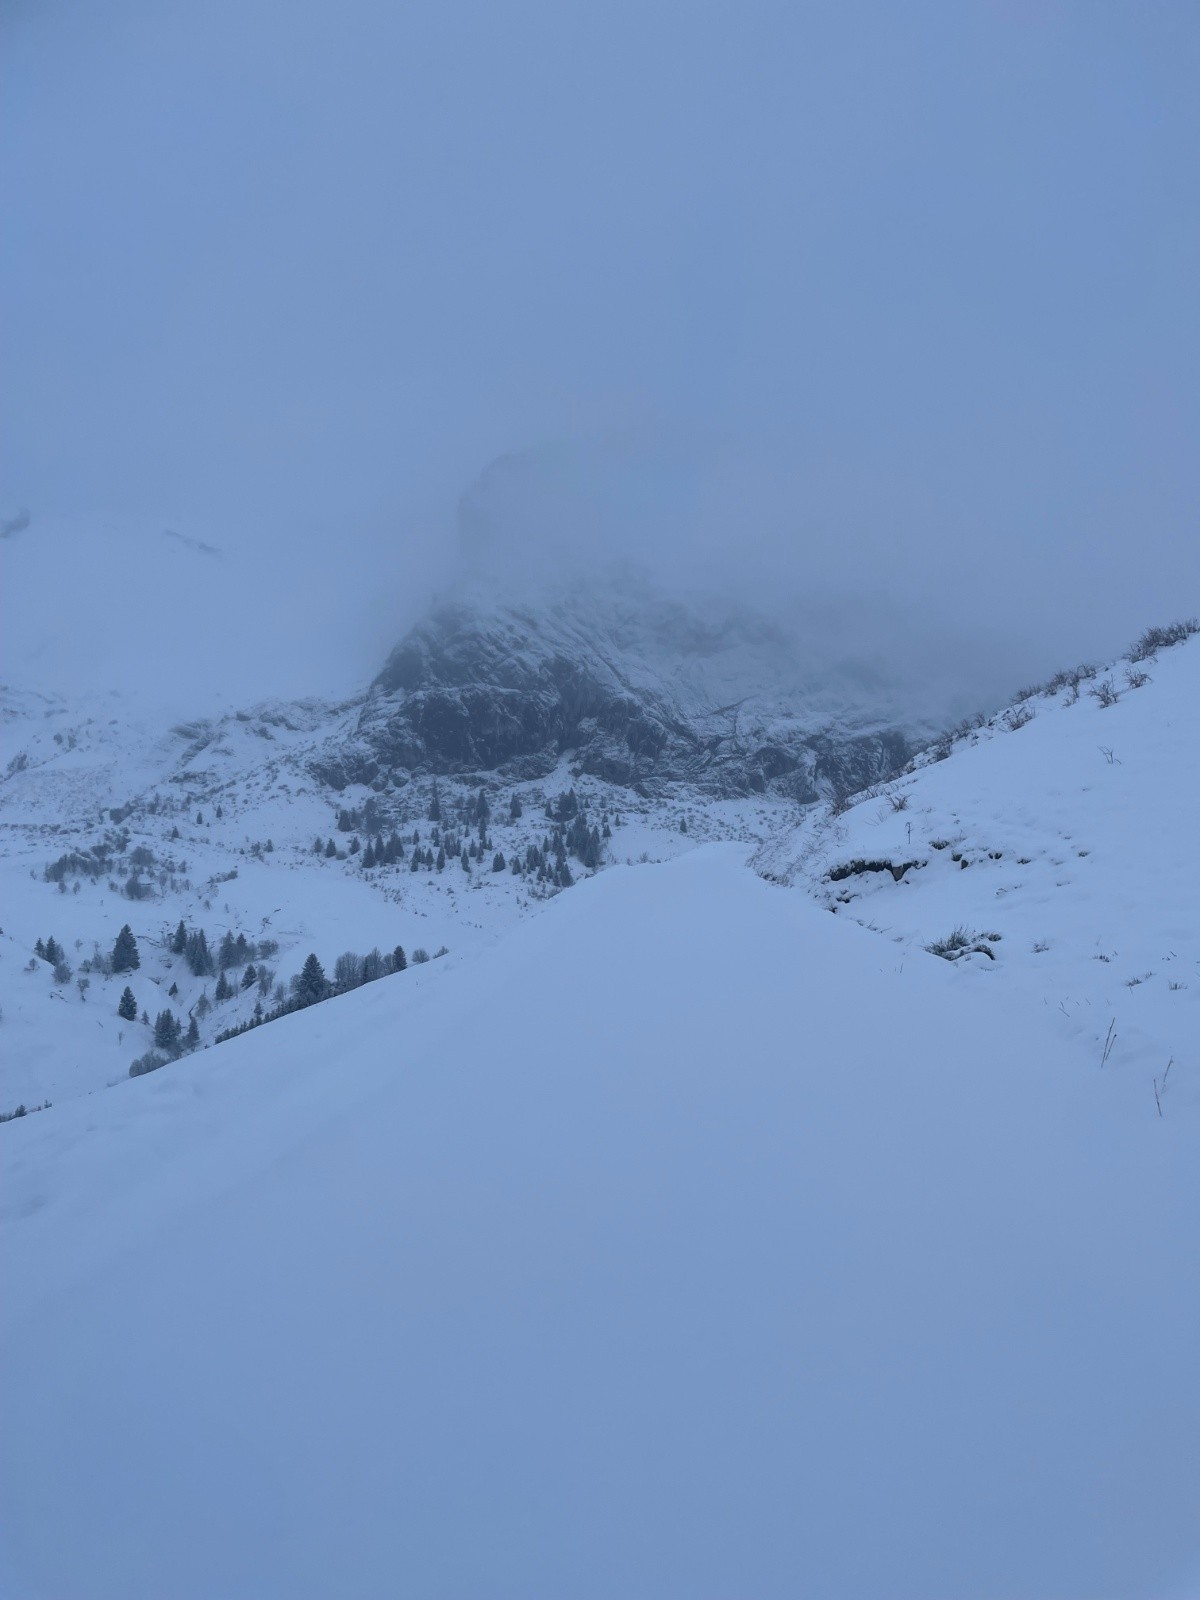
<box><xmin>1</xmin><ymin>628</ymin><xmax>1198</xmax><ymax>1597</ymax></box>
<box><xmin>3</xmin><ymin>845</ymin><xmax>1197</xmax><ymax>1599</ymax></box>
<box><xmin>761</xmin><ymin>629</ymin><xmax>1200</xmax><ymax>1117</ymax></box>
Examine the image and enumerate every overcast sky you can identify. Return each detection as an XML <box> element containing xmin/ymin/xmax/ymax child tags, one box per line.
<box><xmin>2</xmin><ymin>1</ymin><xmax>1197</xmax><ymax>706</ymax></box>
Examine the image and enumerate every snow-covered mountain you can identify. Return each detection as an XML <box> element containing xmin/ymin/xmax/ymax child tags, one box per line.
<box><xmin>2</xmin><ymin>605</ymin><xmax>1197</xmax><ymax>1118</ymax></box>
<box><xmin>2</xmin><ymin>607</ymin><xmax>1199</xmax><ymax>1595</ymax></box>
<box><xmin>0</xmin><ymin>567</ymin><xmax>969</xmax><ymax>1113</ymax></box>
<box><xmin>344</xmin><ymin>570</ymin><xmax>941</xmax><ymax>799</ymax></box>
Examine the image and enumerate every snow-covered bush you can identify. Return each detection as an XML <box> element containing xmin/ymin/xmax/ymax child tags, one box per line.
<box><xmin>1127</xmin><ymin>618</ymin><xmax>1198</xmax><ymax>662</ymax></box>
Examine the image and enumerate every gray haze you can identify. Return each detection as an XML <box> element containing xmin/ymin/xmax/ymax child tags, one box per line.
<box><xmin>2</xmin><ymin>1</ymin><xmax>1197</xmax><ymax>708</ymax></box>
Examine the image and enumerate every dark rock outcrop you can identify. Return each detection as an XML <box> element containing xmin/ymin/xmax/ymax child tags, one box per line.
<box><xmin>315</xmin><ymin>582</ymin><xmax>923</xmax><ymax>801</ymax></box>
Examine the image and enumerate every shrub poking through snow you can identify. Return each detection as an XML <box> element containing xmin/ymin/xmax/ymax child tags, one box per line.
<box><xmin>128</xmin><ymin>1051</ymin><xmax>168</xmax><ymax>1078</ymax></box>
<box><xmin>1126</xmin><ymin>618</ymin><xmax>1198</xmax><ymax>662</ymax></box>
<box><xmin>1090</xmin><ymin>679</ymin><xmax>1120</xmax><ymax>709</ymax></box>
<box><xmin>926</xmin><ymin>928</ymin><xmax>998</xmax><ymax>962</ymax></box>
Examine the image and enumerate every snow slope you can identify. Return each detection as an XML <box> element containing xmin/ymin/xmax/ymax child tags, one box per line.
<box><xmin>2</xmin><ymin>847</ymin><xmax>1197</xmax><ymax>1599</ymax></box>
<box><xmin>758</xmin><ymin>634</ymin><xmax>1200</xmax><ymax>1114</ymax></box>
<box><xmin>0</xmin><ymin>684</ymin><xmax>765</xmax><ymax>1112</ymax></box>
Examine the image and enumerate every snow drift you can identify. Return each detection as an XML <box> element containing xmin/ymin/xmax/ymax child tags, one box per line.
<box><xmin>2</xmin><ymin>846</ymin><xmax>1196</xmax><ymax>1599</ymax></box>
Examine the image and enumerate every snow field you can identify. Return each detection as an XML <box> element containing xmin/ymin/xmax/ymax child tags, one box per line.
<box><xmin>2</xmin><ymin>846</ymin><xmax>1197</xmax><ymax>1599</ymax></box>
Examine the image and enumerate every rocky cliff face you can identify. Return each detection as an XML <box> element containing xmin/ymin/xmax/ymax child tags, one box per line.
<box><xmin>313</xmin><ymin>577</ymin><xmax>926</xmax><ymax>800</ymax></box>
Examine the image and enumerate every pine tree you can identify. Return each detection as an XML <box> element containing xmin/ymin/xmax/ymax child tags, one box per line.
<box><xmin>436</xmin><ymin>846</ymin><xmax>446</xmax><ymax>871</ymax></box>
<box><xmin>362</xmin><ymin>841</ymin><xmax>376</xmax><ymax>869</ymax></box>
<box><xmin>291</xmin><ymin>952</ymin><xmax>329</xmax><ymax>1007</ymax></box>
<box><xmin>185</xmin><ymin>1015</ymin><xmax>200</xmax><ymax>1050</ymax></box>
<box><xmin>218</xmin><ymin>930</ymin><xmax>238</xmax><ymax>969</ymax></box>
<box><xmin>391</xmin><ymin>945</ymin><xmax>407</xmax><ymax>973</ymax></box>
<box><xmin>111</xmin><ymin>924</ymin><xmax>140</xmax><ymax>973</ymax></box>
<box><xmin>325</xmin><ymin>838</ymin><xmax>337</xmax><ymax>859</ymax></box>
<box><xmin>242</xmin><ymin>964</ymin><xmax>258</xmax><ymax>989</ymax></box>
<box><xmin>492</xmin><ymin>852</ymin><xmax>506</xmax><ymax>871</ymax></box>
<box><xmin>118</xmin><ymin>986</ymin><xmax>137</xmax><ymax>1021</ymax></box>
<box><xmin>313</xmin><ymin>836</ymin><xmax>324</xmax><ymax>854</ymax></box>
<box><xmin>171</xmin><ymin>919</ymin><xmax>187</xmax><ymax>955</ymax></box>
<box><xmin>153</xmin><ymin>1010</ymin><xmax>180</xmax><ymax>1053</ymax></box>
<box><xmin>35</xmin><ymin>937</ymin><xmax>46</xmax><ymax>960</ymax></box>
<box><xmin>509</xmin><ymin>794</ymin><xmax>522</xmax><ymax>820</ymax></box>
<box><xmin>428</xmin><ymin>783</ymin><xmax>442</xmax><ymax>823</ymax></box>
<box><xmin>44</xmin><ymin>936</ymin><xmax>62</xmax><ymax>965</ymax></box>
<box><xmin>214</xmin><ymin>970</ymin><xmax>231</xmax><ymax>1003</ymax></box>
<box><xmin>186</xmin><ymin>928</ymin><xmax>213</xmax><ymax>977</ymax></box>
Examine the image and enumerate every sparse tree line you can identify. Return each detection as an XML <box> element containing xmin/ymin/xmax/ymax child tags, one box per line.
<box><xmin>28</xmin><ymin>776</ymin><xmax>620</xmax><ymax>1084</ymax></box>
<box><xmin>213</xmin><ymin>943</ymin><xmax>417</xmax><ymax>1045</ymax></box>
<box><xmin>167</xmin><ymin>918</ymin><xmax>279</xmax><ymax>979</ymax></box>
<box><xmin>27</xmin><ymin>921</ymin><xmax>143</xmax><ymax>990</ymax></box>
<box><xmin>131</xmin><ymin>941</ymin><xmax>432</xmax><ymax>1076</ymax></box>
<box><xmin>317</xmin><ymin>784</ymin><xmax>611</xmax><ymax>888</ymax></box>
<box><xmin>30</xmin><ymin>934</ymin><xmax>74</xmax><ymax>987</ymax></box>
<box><xmin>43</xmin><ymin>832</ymin><xmax>189</xmax><ymax>901</ymax></box>
<box><xmin>0</xmin><ymin>1099</ymin><xmax>52</xmax><ymax>1127</ymax></box>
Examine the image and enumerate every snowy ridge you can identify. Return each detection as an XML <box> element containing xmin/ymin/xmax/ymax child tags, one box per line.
<box><xmin>0</xmin><ymin>673</ymin><xmax>778</xmax><ymax>1110</ymax></box>
<box><xmin>2</xmin><ymin>846</ymin><xmax>1198</xmax><ymax>1598</ymax></box>
<box><xmin>758</xmin><ymin>629</ymin><xmax>1200</xmax><ymax>1111</ymax></box>
<box><xmin>2</xmin><ymin>623</ymin><xmax>1199</xmax><ymax>1595</ymax></box>
<box><xmin>0</xmin><ymin>566</ymin><xmax>953</xmax><ymax>1113</ymax></box>
<box><xmin>2</xmin><ymin>615</ymin><xmax>1198</xmax><ymax>1120</ymax></box>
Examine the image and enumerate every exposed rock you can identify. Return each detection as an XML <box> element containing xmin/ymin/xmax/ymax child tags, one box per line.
<box><xmin>331</xmin><ymin>577</ymin><xmax>929</xmax><ymax>800</ymax></box>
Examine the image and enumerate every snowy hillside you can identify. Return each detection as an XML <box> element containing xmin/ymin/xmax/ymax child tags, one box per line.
<box><xmin>758</xmin><ymin>625</ymin><xmax>1200</xmax><ymax>1116</ymax></box>
<box><xmin>0</xmin><ymin>674</ymin><xmax>779</xmax><ymax>1113</ymax></box>
<box><xmin>2</xmin><ymin>557</ymin><xmax>952</xmax><ymax>1116</ymax></box>
<box><xmin>3</xmin><ymin>615</ymin><xmax>1197</xmax><ymax>1128</ymax></box>
<box><xmin>3</xmin><ymin>846</ymin><xmax>1198</xmax><ymax>1600</ymax></box>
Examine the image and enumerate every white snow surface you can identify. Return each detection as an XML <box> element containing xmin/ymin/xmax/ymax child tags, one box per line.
<box><xmin>3</xmin><ymin>629</ymin><xmax>1199</xmax><ymax>1596</ymax></box>
<box><xmin>759</xmin><ymin>637</ymin><xmax>1200</xmax><ymax>1102</ymax></box>
<box><xmin>2</xmin><ymin>841</ymin><xmax>1198</xmax><ymax>1599</ymax></box>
